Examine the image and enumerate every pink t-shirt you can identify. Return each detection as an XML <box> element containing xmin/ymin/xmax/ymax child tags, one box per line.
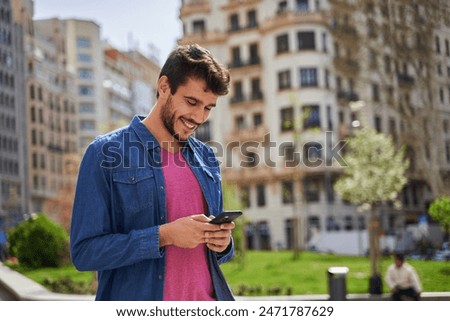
<box><xmin>161</xmin><ymin>148</ymin><xmax>215</xmax><ymax>301</ymax></box>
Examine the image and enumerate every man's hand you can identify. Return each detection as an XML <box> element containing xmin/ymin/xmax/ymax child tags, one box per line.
<box><xmin>205</xmin><ymin>222</ymin><xmax>235</xmax><ymax>253</ymax></box>
<box><xmin>159</xmin><ymin>214</ymin><xmax>221</xmax><ymax>248</ymax></box>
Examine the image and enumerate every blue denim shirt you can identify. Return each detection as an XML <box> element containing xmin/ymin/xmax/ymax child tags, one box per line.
<box><xmin>70</xmin><ymin>115</ymin><xmax>235</xmax><ymax>300</ymax></box>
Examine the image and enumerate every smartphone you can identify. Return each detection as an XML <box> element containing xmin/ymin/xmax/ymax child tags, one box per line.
<box><xmin>209</xmin><ymin>211</ymin><xmax>242</xmax><ymax>224</ymax></box>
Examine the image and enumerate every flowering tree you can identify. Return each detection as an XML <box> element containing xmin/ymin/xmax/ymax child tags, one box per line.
<box><xmin>334</xmin><ymin>126</ymin><xmax>409</xmax><ymax>294</ymax></box>
<box><xmin>429</xmin><ymin>196</ymin><xmax>450</xmax><ymax>242</ymax></box>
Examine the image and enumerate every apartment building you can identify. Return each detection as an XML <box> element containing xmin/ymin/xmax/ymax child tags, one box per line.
<box><xmin>179</xmin><ymin>0</ymin><xmax>450</xmax><ymax>254</ymax></box>
<box><xmin>104</xmin><ymin>47</ymin><xmax>159</xmax><ymax>130</ymax></box>
<box><xmin>34</xmin><ymin>18</ymin><xmax>104</xmax><ymax>152</ymax></box>
<box><xmin>0</xmin><ymin>0</ymin><xmax>27</xmax><ymax>230</ymax></box>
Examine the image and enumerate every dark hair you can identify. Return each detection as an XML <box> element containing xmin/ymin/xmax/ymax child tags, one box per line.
<box><xmin>157</xmin><ymin>43</ymin><xmax>230</xmax><ymax>98</ymax></box>
<box><xmin>395</xmin><ymin>253</ymin><xmax>405</xmax><ymax>262</ymax></box>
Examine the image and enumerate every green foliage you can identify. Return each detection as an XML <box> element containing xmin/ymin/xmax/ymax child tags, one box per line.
<box><xmin>429</xmin><ymin>196</ymin><xmax>450</xmax><ymax>233</ymax></box>
<box><xmin>7</xmin><ymin>213</ymin><xmax>69</xmax><ymax>269</ymax></box>
<box><xmin>222</xmin><ymin>183</ymin><xmax>246</xmax><ymax>263</ymax></box>
<box><xmin>334</xmin><ymin>127</ymin><xmax>409</xmax><ymax>206</ymax></box>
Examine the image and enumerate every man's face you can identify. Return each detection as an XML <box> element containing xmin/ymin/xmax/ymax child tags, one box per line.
<box><xmin>160</xmin><ymin>77</ymin><xmax>218</xmax><ymax>142</ymax></box>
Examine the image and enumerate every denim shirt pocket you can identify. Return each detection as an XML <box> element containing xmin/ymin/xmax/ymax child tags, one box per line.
<box><xmin>202</xmin><ymin>167</ymin><xmax>222</xmax><ymax>215</ymax></box>
<box><xmin>112</xmin><ymin>169</ymin><xmax>156</xmax><ymax>213</ymax></box>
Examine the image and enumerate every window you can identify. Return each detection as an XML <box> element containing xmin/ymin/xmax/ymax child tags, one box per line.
<box><xmin>300</xmin><ymin>68</ymin><xmax>318</xmax><ymax>87</ymax></box>
<box><xmin>436</xmin><ymin>35</ymin><xmax>441</xmax><ymax>54</ymax></box>
<box><xmin>326</xmin><ymin>216</ymin><xmax>340</xmax><ymax>231</ymax></box>
<box><xmin>372</xmin><ymin>83</ymin><xmax>380</xmax><ymax>102</ymax></box>
<box><xmin>253</xmin><ymin>113</ymin><xmax>262</xmax><ymax>127</ymax></box>
<box><xmin>77</xmin><ymin>54</ymin><xmax>92</xmax><ymax>62</ymax></box>
<box><xmin>375</xmin><ymin>115</ymin><xmax>382</xmax><ymax>132</ymax></box>
<box><xmin>235</xmin><ymin>115</ymin><xmax>246</xmax><ymax>130</ymax></box>
<box><xmin>80</xmin><ymin>120</ymin><xmax>96</xmax><ymax>130</ymax></box>
<box><xmin>231</xmin><ymin>81</ymin><xmax>244</xmax><ymax>103</ymax></box>
<box><xmin>276</xmin><ymin>34</ymin><xmax>289</xmax><ymax>54</ymax></box>
<box><xmin>322</xmin><ymin>32</ymin><xmax>328</xmax><ymax>52</ymax></box>
<box><xmin>280</xmin><ymin>107</ymin><xmax>294</xmax><ymax>131</ymax></box>
<box><xmin>249</xmin><ymin>43</ymin><xmax>260</xmax><ymax>65</ymax></box>
<box><xmin>277</xmin><ymin>0</ymin><xmax>288</xmax><ymax>14</ymax></box>
<box><xmin>308</xmin><ymin>216</ymin><xmax>321</xmax><ymax>231</ymax></box>
<box><xmin>278</xmin><ymin>70</ymin><xmax>291</xmax><ymax>90</ymax></box>
<box><xmin>251</xmin><ymin>78</ymin><xmax>262</xmax><ymax>99</ymax></box>
<box><xmin>242</xmin><ymin>151</ymin><xmax>258</xmax><ymax>168</ymax></box>
<box><xmin>296</xmin><ymin>0</ymin><xmax>309</xmax><ymax>11</ymax></box>
<box><xmin>344</xmin><ymin>216</ymin><xmax>353</xmax><ymax>231</ymax></box>
<box><xmin>282</xmin><ymin>143</ymin><xmax>297</xmax><ymax>166</ymax></box>
<box><xmin>231</xmin><ymin>46</ymin><xmax>242</xmax><ymax>67</ymax></box>
<box><xmin>79</xmin><ymin>86</ymin><xmax>94</xmax><ymax>96</ymax></box>
<box><xmin>240</xmin><ymin>186</ymin><xmax>250</xmax><ymax>208</ymax></box>
<box><xmin>303</xmin><ymin>105</ymin><xmax>320</xmax><ymax>129</ymax></box>
<box><xmin>230</xmin><ymin>13</ymin><xmax>240</xmax><ymax>31</ymax></box>
<box><xmin>256</xmin><ymin>184</ymin><xmax>266</xmax><ymax>207</ymax></box>
<box><xmin>303</xmin><ymin>142</ymin><xmax>322</xmax><ymax>164</ymax></box>
<box><xmin>192</xmin><ymin>19</ymin><xmax>205</xmax><ymax>34</ymax></box>
<box><xmin>78</xmin><ymin>68</ymin><xmax>93</xmax><ymax>79</ymax></box>
<box><xmin>195</xmin><ymin>120</ymin><xmax>211</xmax><ymax>142</ymax></box>
<box><xmin>297</xmin><ymin>31</ymin><xmax>315</xmax><ymax>50</ymax></box>
<box><xmin>80</xmin><ymin>103</ymin><xmax>95</xmax><ymax>113</ymax></box>
<box><xmin>247</xmin><ymin>10</ymin><xmax>257</xmax><ymax>28</ymax></box>
<box><xmin>304</xmin><ymin>177</ymin><xmax>320</xmax><ymax>202</ymax></box>
<box><xmin>76</xmin><ymin>37</ymin><xmax>91</xmax><ymax>48</ymax></box>
<box><xmin>282</xmin><ymin>180</ymin><xmax>294</xmax><ymax>204</ymax></box>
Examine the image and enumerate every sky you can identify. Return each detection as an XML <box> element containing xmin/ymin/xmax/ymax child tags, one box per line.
<box><xmin>33</xmin><ymin>0</ymin><xmax>183</xmax><ymax>65</ymax></box>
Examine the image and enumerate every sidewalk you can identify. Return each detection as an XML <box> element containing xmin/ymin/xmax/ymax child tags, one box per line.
<box><xmin>1</xmin><ymin>262</ymin><xmax>449</xmax><ymax>301</ymax></box>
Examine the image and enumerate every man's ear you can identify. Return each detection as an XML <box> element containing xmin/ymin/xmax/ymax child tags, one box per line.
<box><xmin>158</xmin><ymin>76</ymin><xmax>170</xmax><ymax>98</ymax></box>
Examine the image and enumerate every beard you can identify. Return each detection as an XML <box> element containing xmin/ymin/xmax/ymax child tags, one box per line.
<box><xmin>161</xmin><ymin>95</ymin><xmax>187</xmax><ymax>142</ymax></box>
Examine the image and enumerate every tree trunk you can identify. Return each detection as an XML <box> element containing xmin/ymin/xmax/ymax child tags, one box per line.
<box><xmin>369</xmin><ymin>204</ymin><xmax>380</xmax><ymax>276</ymax></box>
<box><xmin>368</xmin><ymin>204</ymin><xmax>382</xmax><ymax>294</ymax></box>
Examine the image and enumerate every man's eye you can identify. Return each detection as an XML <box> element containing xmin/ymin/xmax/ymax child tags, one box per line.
<box><xmin>187</xmin><ymin>99</ymin><xmax>196</xmax><ymax>106</ymax></box>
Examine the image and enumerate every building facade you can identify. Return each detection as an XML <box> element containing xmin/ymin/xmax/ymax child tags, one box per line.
<box><xmin>179</xmin><ymin>0</ymin><xmax>450</xmax><ymax>254</ymax></box>
<box><xmin>0</xmin><ymin>0</ymin><xmax>28</xmax><ymax>230</ymax></box>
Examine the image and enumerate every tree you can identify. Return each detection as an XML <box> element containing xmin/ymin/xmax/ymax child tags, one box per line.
<box><xmin>7</xmin><ymin>213</ymin><xmax>69</xmax><ymax>268</ymax></box>
<box><xmin>429</xmin><ymin>196</ymin><xmax>450</xmax><ymax>242</ymax></box>
<box><xmin>334</xmin><ymin>126</ymin><xmax>409</xmax><ymax>294</ymax></box>
<box><xmin>222</xmin><ymin>183</ymin><xmax>246</xmax><ymax>266</ymax></box>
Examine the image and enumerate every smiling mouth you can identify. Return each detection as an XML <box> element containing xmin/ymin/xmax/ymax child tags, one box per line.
<box><xmin>181</xmin><ymin>117</ymin><xmax>197</xmax><ymax>130</ymax></box>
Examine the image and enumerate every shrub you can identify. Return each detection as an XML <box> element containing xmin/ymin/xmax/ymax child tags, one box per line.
<box><xmin>7</xmin><ymin>213</ymin><xmax>69</xmax><ymax>268</ymax></box>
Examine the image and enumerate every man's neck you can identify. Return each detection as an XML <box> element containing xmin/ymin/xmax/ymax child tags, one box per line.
<box><xmin>141</xmin><ymin>109</ymin><xmax>183</xmax><ymax>153</ymax></box>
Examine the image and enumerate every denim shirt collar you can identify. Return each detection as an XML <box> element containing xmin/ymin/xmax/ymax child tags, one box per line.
<box><xmin>130</xmin><ymin>115</ymin><xmax>197</xmax><ymax>154</ymax></box>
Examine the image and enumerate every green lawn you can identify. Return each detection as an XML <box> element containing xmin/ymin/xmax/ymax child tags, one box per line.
<box><xmin>7</xmin><ymin>251</ymin><xmax>450</xmax><ymax>296</ymax></box>
<box><xmin>222</xmin><ymin>251</ymin><xmax>450</xmax><ymax>296</ymax></box>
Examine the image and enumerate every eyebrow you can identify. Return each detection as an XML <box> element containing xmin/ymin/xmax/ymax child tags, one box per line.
<box><xmin>184</xmin><ymin>95</ymin><xmax>216</xmax><ymax>108</ymax></box>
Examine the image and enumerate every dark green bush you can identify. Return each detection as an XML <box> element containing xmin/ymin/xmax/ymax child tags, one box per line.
<box><xmin>7</xmin><ymin>213</ymin><xmax>69</xmax><ymax>268</ymax></box>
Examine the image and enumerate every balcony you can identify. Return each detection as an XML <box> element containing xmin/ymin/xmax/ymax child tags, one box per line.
<box><xmin>179</xmin><ymin>30</ymin><xmax>227</xmax><ymax>46</ymax></box>
<box><xmin>328</xmin><ymin>0</ymin><xmax>356</xmax><ymax>12</ymax></box>
<box><xmin>179</xmin><ymin>0</ymin><xmax>211</xmax><ymax>18</ymax></box>
<box><xmin>228</xmin><ymin>56</ymin><xmax>261</xmax><ymax>69</ymax></box>
<box><xmin>333</xmin><ymin>57</ymin><xmax>360</xmax><ymax>76</ymax></box>
<box><xmin>226</xmin><ymin>126</ymin><xmax>268</xmax><ymax>143</ymax></box>
<box><xmin>337</xmin><ymin>91</ymin><xmax>359</xmax><ymax>103</ymax></box>
<box><xmin>329</xmin><ymin>24</ymin><xmax>359</xmax><ymax>46</ymax></box>
<box><xmin>397</xmin><ymin>74</ymin><xmax>415</xmax><ymax>87</ymax></box>
<box><xmin>230</xmin><ymin>91</ymin><xmax>264</xmax><ymax>106</ymax></box>
<box><xmin>222</xmin><ymin>165</ymin><xmax>274</xmax><ymax>184</ymax></box>
<box><xmin>261</xmin><ymin>10</ymin><xmax>327</xmax><ymax>33</ymax></box>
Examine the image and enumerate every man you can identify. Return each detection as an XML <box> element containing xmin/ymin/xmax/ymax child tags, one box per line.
<box><xmin>70</xmin><ymin>44</ymin><xmax>235</xmax><ymax>301</ymax></box>
<box><xmin>385</xmin><ymin>253</ymin><xmax>422</xmax><ymax>300</ymax></box>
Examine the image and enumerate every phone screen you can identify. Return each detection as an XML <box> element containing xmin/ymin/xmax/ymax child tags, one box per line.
<box><xmin>209</xmin><ymin>211</ymin><xmax>242</xmax><ymax>224</ymax></box>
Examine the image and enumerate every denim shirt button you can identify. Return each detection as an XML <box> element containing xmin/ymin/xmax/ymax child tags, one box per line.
<box><xmin>158</xmin><ymin>274</ymin><xmax>162</xmax><ymax>280</ymax></box>
<box><xmin>130</xmin><ymin>176</ymin><xmax>136</xmax><ymax>182</ymax></box>
<box><xmin>160</xmin><ymin>186</ymin><xmax>164</xmax><ymax>190</ymax></box>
